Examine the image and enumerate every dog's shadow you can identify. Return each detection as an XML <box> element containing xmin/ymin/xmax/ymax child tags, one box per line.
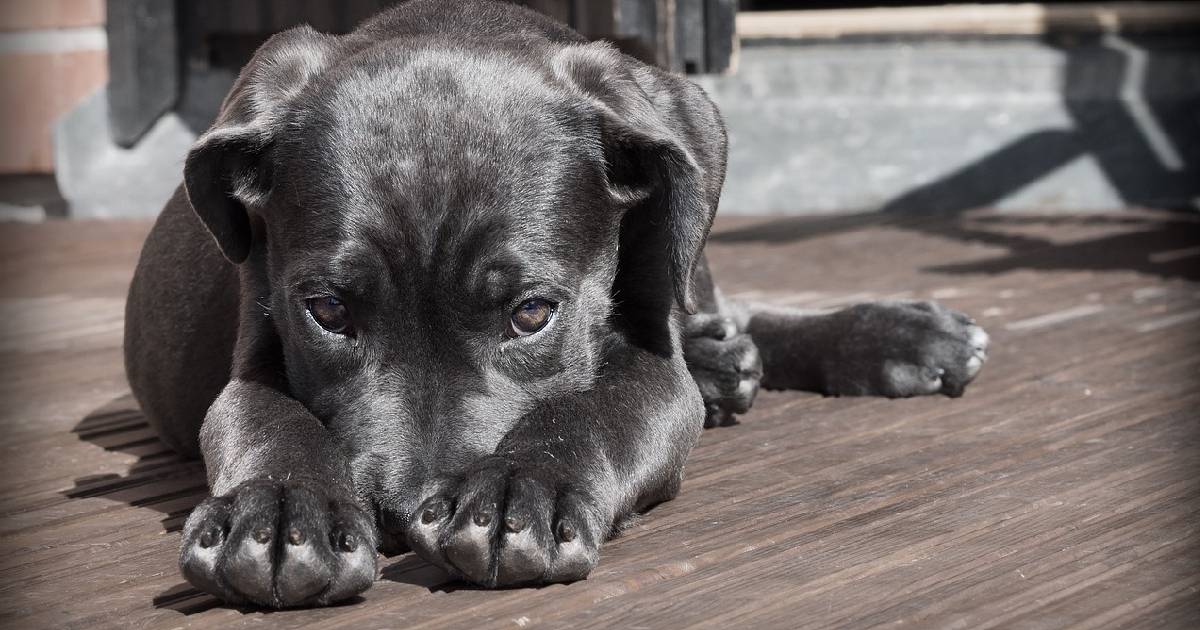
<box><xmin>63</xmin><ymin>394</ymin><xmax>223</xmax><ymax>614</ymax></box>
<box><xmin>63</xmin><ymin>395</ymin><xmax>460</xmax><ymax>613</ymax></box>
<box><xmin>63</xmin><ymin>394</ymin><xmax>207</xmax><ymax>534</ymax></box>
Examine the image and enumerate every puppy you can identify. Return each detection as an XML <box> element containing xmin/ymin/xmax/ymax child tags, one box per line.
<box><xmin>123</xmin><ymin>0</ymin><xmax>988</xmax><ymax>608</ymax></box>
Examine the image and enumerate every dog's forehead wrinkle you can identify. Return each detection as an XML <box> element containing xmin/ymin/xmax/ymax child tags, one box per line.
<box><xmin>304</xmin><ymin>148</ymin><xmax>579</xmax><ymax>277</ymax></box>
<box><xmin>307</xmin><ymin>48</ymin><xmax>583</xmax><ymax>195</ymax></box>
<box><xmin>326</xmin><ymin>50</ymin><xmax>568</xmax><ymax>139</ymax></box>
<box><xmin>328</xmin><ymin>237</ymin><xmax>377</xmax><ymax>273</ymax></box>
<box><xmin>282</xmin><ymin>234</ymin><xmax>386</xmax><ymax>302</ymax></box>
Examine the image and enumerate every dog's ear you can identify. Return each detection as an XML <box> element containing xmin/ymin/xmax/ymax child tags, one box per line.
<box><xmin>552</xmin><ymin>42</ymin><xmax>724</xmax><ymax>315</ymax></box>
<box><xmin>184</xmin><ymin>26</ymin><xmax>341</xmax><ymax>263</ymax></box>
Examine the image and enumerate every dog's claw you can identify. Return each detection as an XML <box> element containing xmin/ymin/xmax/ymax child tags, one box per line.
<box><xmin>505</xmin><ymin>515</ymin><xmax>527</xmax><ymax>533</ymax></box>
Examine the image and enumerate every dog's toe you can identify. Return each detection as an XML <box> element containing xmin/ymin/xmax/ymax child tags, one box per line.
<box><xmin>938</xmin><ymin>320</ymin><xmax>990</xmax><ymax>397</ymax></box>
<box><xmin>494</xmin><ymin>477</ymin><xmax>554</xmax><ymax>585</ymax></box>
<box><xmin>443</xmin><ymin>520</ymin><xmax>497</xmax><ymax>585</ymax></box>
<box><xmin>276</xmin><ymin>535</ymin><xmax>331</xmax><ymax>604</ymax></box>
<box><xmin>968</xmin><ymin>324</ymin><xmax>990</xmax><ymax>357</ymax></box>
<box><xmin>544</xmin><ymin>493</ymin><xmax>600</xmax><ymax>582</ymax></box>
<box><xmin>179</xmin><ymin>496</ymin><xmax>233</xmax><ymax>601</ymax></box>
<box><xmin>882</xmin><ymin>362</ymin><xmax>945</xmax><ymax>397</ymax></box>
<box><xmin>684</xmin><ymin>314</ymin><xmax>738</xmax><ymax>340</ymax></box>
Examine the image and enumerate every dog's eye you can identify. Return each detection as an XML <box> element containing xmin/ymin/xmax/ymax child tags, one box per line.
<box><xmin>508</xmin><ymin>298</ymin><xmax>555</xmax><ymax>337</ymax></box>
<box><xmin>307</xmin><ymin>297</ymin><xmax>352</xmax><ymax>334</ymax></box>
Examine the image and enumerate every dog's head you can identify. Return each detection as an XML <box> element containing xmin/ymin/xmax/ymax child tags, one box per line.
<box><xmin>184</xmin><ymin>26</ymin><xmax>719</xmax><ymax>547</ymax></box>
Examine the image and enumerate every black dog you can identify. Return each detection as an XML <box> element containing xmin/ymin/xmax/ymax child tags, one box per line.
<box><xmin>123</xmin><ymin>0</ymin><xmax>988</xmax><ymax>608</ymax></box>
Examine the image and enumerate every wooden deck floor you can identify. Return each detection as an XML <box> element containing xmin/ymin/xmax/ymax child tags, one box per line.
<box><xmin>1</xmin><ymin>209</ymin><xmax>1197</xmax><ymax>628</ymax></box>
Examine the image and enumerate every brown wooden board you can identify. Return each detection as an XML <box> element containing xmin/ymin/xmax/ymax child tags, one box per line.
<box><xmin>0</xmin><ymin>208</ymin><xmax>1197</xmax><ymax>628</ymax></box>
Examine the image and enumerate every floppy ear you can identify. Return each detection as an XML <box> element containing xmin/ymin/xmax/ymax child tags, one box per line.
<box><xmin>552</xmin><ymin>42</ymin><xmax>726</xmax><ymax>315</ymax></box>
<box><xmin>184</xmin><ymin>26</ymin><xmax>342</xmax><ymax>263</ymax></box>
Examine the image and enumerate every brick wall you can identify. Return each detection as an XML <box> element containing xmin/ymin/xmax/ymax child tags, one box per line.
<box><xmin>0</xmin><ymin>0</ymin><xmax>108</xmax><ymax>174</ymax></box>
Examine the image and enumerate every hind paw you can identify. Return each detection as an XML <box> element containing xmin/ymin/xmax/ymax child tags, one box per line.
<box><xmin>824</xmin><ymin>301</ymin><xmax>989</xmax><ymax>398</ymax></box>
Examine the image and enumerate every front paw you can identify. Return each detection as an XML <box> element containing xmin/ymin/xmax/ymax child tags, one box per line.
<box><xmin>683</xmin><ymin>314</ymin><xmax>763</xmax><ymax>427</ymax></box>
<box><xmin>407</xmin><ymin>457</ymin><xmax>602</xmax><ymax>587</ymax></box>
<box><xmin>828</xmin><ymin>301</ymin><xmax>990</xmax><ymax>398</ymax></box>
<box><xmin>180</xmin><ymin>479</ymin><xmax>377</xmax><ymax>608</ymax></box>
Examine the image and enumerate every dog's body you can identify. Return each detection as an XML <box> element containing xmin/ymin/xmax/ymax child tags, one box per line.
<box><xmin>124</xmin><ymin>0</ymin><xmax>988</xmax><ymax>608</ymax></box>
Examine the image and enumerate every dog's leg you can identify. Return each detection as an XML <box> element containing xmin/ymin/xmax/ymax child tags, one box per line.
<box><xmin>406</xmin><ymin>344</ymin><xmax>701</xmax><ymax>588</ymax></box>
<box><xmin>731</xmin><ymin>299</ymin><xmax>990</xmax><ymax>398</ymax></box>
<box><xmin>129</xmin><ymin>193</ymin><xmax>376</xmax><ymax>607</ymax></box>
<box><xmin>178</xmin><ymin>370</ymin><xmax>378</xmax><ymax>608</ymax></box>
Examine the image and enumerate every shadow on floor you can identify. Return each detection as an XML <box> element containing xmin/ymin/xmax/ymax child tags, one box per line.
<box><xmin>152</xmin><ymin>582</ymin><xmax>224</xmax><ymax>616</ymax></box>
<box><xmin>711</xmin><ymin>212</ymin><xmax>1200</xmax><ymax>282</ymax></box>
<box><xmin>379</xmin><ymin>554</ymin><xmax>462</xmax><ymax>592</ymax></box>
<box><xmin>150</xmin><ymin>580</ymin><xmax>368</xmax><ymax>616</ymax></box>
<box><xmin>61</xmin><ymin>394</ymin><xmax>207</xmax><ymax>534</ymax></box>
<box><xmin>64</xmin><ymin>396</ymin><xmax>224</xmax><ymax>614</ymax></box>
<box><xmin>919</xmin><ymin>215</ymin><xmax>1200</xmax><ymax>281</ymax></box>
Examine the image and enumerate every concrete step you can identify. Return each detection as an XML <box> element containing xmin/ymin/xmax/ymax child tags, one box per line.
<box><xmin>695</xmin><ymin>27</ymin><xmax>1200</xmax><ymax>214</ymax></box>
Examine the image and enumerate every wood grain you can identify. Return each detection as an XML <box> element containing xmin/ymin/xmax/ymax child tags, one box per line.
<box><xmin>0</xmin><ymin>209</ymin><xmax>1196</xmax><ymax>628</ymax></box>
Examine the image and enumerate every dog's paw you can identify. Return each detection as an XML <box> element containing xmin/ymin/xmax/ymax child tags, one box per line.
<box><xmin>407</xmin><ymin>457</ymin><xmax>602</xmax><ymax>587</ymax></box>
<box><xmin>826</xmin><ymin>301</ymin><xmax>989</xmax><ymax>398</ymax></box>
<box><xmin>179</xmin><ymin>479</ymin><xmax>377</xmax><ymax>608</ymax></box>
<box><xmin>683</xmin><ymin>314</ymin><xmax>764</xmax><ymax>427</ymax></box>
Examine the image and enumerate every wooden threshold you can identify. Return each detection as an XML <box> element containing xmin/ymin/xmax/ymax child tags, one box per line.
<box><xmin>737</xmin><ymin>2</ymin><xmax>1200</xmax><ymax>40</ymax></box>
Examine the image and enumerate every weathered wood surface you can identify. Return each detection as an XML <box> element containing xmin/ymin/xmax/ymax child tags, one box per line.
<box><xmin>0</xmin><ymin>209</ymin><xmax>1197</xmax><ymax>628</ymax></box>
